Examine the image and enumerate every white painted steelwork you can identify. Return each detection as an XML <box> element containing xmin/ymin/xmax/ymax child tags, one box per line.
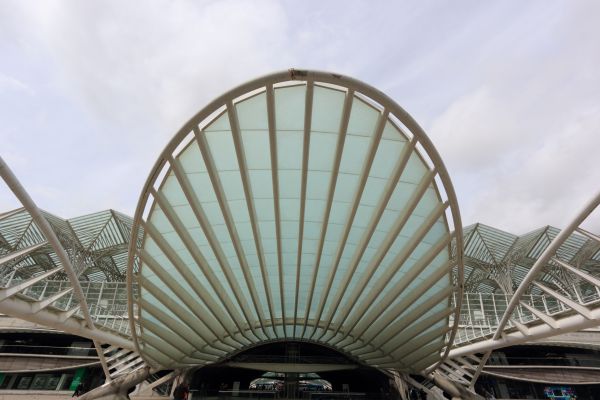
<box><xmin>0</xmin><ymin>156</ymin><xmax>144</xmax><ymax>380</ymax></box>
<box><xmin>439</xmin><ymin>190</ymin><xmax>600</xmax><ymax>390</ymax></box>
<box><xmin>127</xmin><ymin>70</ymin><xmax>464</xmax><ymax>372</ymax></box>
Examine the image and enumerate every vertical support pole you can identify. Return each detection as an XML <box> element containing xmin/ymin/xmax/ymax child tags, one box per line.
<box><xmin>466</xmin><ymin>293</ymin><xmax>472</xmax><ymax>340</ymax></box>
<box><xmin>0</xmin><ymin>156</ymin><xmax>114</xmax><ymax>381</ymax></box>
<box><xmin>97</xmin><ymin>281</ymin><xmax>105</xmax><ymax>308</ymax></box>
<box><xmin>542</xmin><ymin>295</ymin><xmax>549</xmax><ymax>314</ymax></box>
<box><xmin>573</xmin><ymin>283</ymin><xmax>583</xmax><ymax>303</ymax></box>
<box><xmin>479</xmin><ymin>293</ymin><xmax>485</xmax><ymax>321</ymax></box>
<box><xmin>491</xmin><ymin>293</ymin><xmax>498</xmax><ymax>325</ymax></box>
<box><xmin>113</xmin><ymin>283</ymin><xmax>119</xmax><ymax>313</ymax></box>
<box><xmin>5</xmin><ymin>269</ymin><xmax>16</xmax><ymax>288</ymax></box>
<box><xmin>39</xmin><ymin>281</ymin><xmax>49</xmax><ymax>300</ymax></box>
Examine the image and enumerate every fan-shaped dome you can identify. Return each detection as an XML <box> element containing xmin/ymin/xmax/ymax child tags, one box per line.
<box><xmin>127</xmin><ymin>70</ymin><xmax>463</xmax><ymax>373</ymax></box>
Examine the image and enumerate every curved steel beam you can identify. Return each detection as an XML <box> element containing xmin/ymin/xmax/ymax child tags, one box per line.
<box><xmin>127</xmin><ymin>69</ymin><xmax>464</xmax><ymax>372</ymax></box>
<box><xmin>0</xmin><ymin>156</ymin><xmax>135</xmax><ymax>377</ymax></box>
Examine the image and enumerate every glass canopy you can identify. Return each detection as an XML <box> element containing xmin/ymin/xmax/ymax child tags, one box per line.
<box><xmin>127</xmin><ymin>70</ymin><xmax>464</xmax><ymax>373</ymax></box>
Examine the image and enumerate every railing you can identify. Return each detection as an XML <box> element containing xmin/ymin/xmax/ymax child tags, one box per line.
<box><xmin>0</xmin><ymin>277</ymin><xmax>132</xmax><ymax>335</ymax></box>
<box><xmin>305</xmin><ymin>392</ymin><xmax>370</xmax><ymax>399</ymax></box>
<box><xmin>229</xmin><ymin>355</ymin><xmax>352</xmax><ymax>364</ymax></box>
<box><xmin>201</xmin><ymin>391</ymin><xmax>380</xmax><ymax>400</ymax></box>
<box><xmin>486</xmin><ymin>355</ymin><xmax>600</xmax><ymax>368</ymax></box>
<box><xmin>87</xmin><ymin>303</ymin><xmax>131</xmax><ymax>335</ymax></box>
<box><xmin>0</xmin><ymin>344</ymin><xmax>98</xmax><ymax>357</ymax></box>
<box><xmin>451</xmin><ymin>291</ymin><xmax>600</xmax><ymax>345</ymax></box>
<box><xmin>217</xmin><ymin>390</ymin><xmax>279</xmax><ymax>399</ymax></box>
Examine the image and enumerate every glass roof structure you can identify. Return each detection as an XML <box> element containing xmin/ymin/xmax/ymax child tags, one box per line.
<box><xmin>3</xmin><ymin>205</ymin><xmax>597</xmax><ymax>355</ymax></box>
<box><xmin>462</xmin><ymin>223</ymin><xmax>600</xmax><ymax>295</ymax></box>
<box><xmin>1</xmin><ymin>69</ymin><xmax>599</xmax><ymax>397</ymax></box>
<box><xmin>127</xmin><ymin>70</ymin><xmax>464</xmax><ymax>372</ymax></box>
<box><xmin>0</xmin><ymin>208</ymin><xmax>132</xmax><ymax>282</ymax></box>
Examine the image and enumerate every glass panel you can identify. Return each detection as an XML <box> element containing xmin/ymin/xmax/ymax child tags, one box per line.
<box><xmin>275</xmin><ymin>85</ymin><xmax>306</xmax><ymax>130</ymax></box>
<box><xmin>236</xmin><ymin>92</ymin><xmax>268</xmax><ymax>130</ymax></box>
<box><xmin>138</xmin><ymin>79</ymin><xmax>455</xmax><ymax>366</ymax></box>
<box><xmin>311</xmin><ymin>86</ymin><xmax>345</xmax><ymax>133</ymax></box>
<box><xmin>346</xmin><ymin>97</ymin><xmax>380</xmax><ymax>137</ymax></box>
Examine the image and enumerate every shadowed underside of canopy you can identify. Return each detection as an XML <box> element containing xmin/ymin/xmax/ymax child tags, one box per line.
<box><xmin>127</xmin><ymin>70</ymin><xmax>464</xmax><ymax>373</ymax></box>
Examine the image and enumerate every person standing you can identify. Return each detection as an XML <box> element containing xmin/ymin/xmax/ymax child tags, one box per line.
<box><xmin>72</xmin><ymin>382</ymin><xmax>85</xmax><ymax>397</ymax></box>
<box><xmin>173</xmin><ymin>382</ymin><xmax>189</xmax><ymax>400</ymax></box>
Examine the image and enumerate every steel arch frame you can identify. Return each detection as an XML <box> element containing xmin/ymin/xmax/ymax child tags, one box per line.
<box><xmin>126</xmin><ymin>69</ymin><xmax>465</xmax><ymax>372</ymax></box>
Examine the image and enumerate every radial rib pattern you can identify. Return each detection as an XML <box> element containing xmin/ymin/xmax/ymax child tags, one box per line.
<box><xmin>127</xmin><ymin>70</ymin><xmax>464</xmax><ymax>372</ymax></box>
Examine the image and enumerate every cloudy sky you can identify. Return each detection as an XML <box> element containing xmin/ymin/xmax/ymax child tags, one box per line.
<box><xmin>1</xmin><ymin>1</ymin><xmax>599</xmax><ymax>234</ymax></box>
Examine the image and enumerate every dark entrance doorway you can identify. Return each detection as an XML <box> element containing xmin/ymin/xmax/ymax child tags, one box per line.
<box><xmin>188</xmin><ymin>341</ymin><xmax>395</xmax><ymax>399</ymax></box>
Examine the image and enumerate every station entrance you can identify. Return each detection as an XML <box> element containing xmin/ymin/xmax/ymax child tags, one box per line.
<box><xmin>188</xmin><ymin>341</ymin><xmax>397</xmax><ymax>399</ymax></box>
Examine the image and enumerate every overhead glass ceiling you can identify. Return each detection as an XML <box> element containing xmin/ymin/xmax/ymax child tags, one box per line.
<box><xmin>128</xmin><ymin>70</ymin><xmax>464</xmax><ymax>372</ymax></box>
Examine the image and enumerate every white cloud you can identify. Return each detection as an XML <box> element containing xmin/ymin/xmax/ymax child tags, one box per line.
<box><xmin>0</xmin><ymin>73</ymin><xmax>33</xmax><ymax>95</ymax></box>
<box><xmin>1</xmin><ymin>0</ymin><xmax>599</xmax><ymax>234</ymax></box>
<box><xmin>430</xmin><ymin>86</ymin><xmax>524</xmax><ymax>173</ymax></box>
<box><xmin>1</xmin><ymin>0</ymin><xmax>293</xmax><ymax>217</ymax></box>
<box><xmin>15</xmin><ymin>0</ymin><xmax>291</xmax><ymax>137</ymax></box>
<box><xmin>467</xmin><ymin>107</ymin><xmax>600</xmax><ymax>233</ymax></box>
<box><xmin>425</xmin><ymin>1</ymin><xmax>600</xmax><ymax>232</ymax></box>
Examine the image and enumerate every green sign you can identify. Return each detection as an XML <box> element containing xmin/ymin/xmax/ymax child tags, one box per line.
<box><xmin>69</xmin><ymin>368</ymin><xmax>87</xmax><ymax>391</ymax></box>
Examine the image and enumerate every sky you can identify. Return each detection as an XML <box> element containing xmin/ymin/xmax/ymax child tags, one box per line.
<box><xmin>1</xmin><ymin>0</ymin><xmax>599</xmax><ymax>234</ymax></box>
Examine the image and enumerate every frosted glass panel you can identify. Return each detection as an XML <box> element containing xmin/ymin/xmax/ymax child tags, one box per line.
<box><xmin>347</xmin><ymin>97</ymin><xmax>380</xmax><ymax>137</ymax></box>
<box><xmin>312</xmin><ymin>86</ymin><xmax>345</xmax><ymax>133</ymax></box>
<box><xmin>275</xmin><ymin>85</ymin><xmax>305</xmax><ymax>130</ymax></box>
<box><xmin>135</xmin><ymin>75</ymin><xmax>458</xmax><ymax>372</ymax></box>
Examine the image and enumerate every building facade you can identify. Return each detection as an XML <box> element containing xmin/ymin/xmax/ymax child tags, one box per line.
<box><xmin>1</xmin><ymin>70</ymin><xmax>599</xmax><ymax>399</ymax></box>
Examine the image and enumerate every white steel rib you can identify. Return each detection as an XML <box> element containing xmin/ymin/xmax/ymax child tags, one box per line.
<box><xmin>127</xmin><ymin>69</ymin><xmax>464</xmax><ymax>371</ymax></box>
<box><xmin>438</xmin><ymin>190</ymin><xmax>600</xmax><ymax>390</ymax></box>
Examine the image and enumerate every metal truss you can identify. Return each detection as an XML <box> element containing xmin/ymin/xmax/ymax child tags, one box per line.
<box><xmin>103</xmin><ymin>345</ymin><xmax>147</xmax><ymax>379</ymax></box>
<box><xmin>435</xmin><ymin>190</ymin><xmax>600</xmax><ymax>392</ymax></box>
<box><xmin>126</xmin><ymin>69</ymin><xmax>464</xmax><ymax>372</ymax></box>
<box><xmin>0</xmin><ymin>156</ymin><xmax>152</xmax><ymax>382</ymax></box>
<box><xmin>1</xmin><ymin>207</ymin><xmax>132</xmax><ymax>282</ymax></box>
<box><xmin>3</xmin><ymin>68</ymin><xmax>598</xmax><ymax>399</ymax></box>
<box><xmin>461</xmin><ymin>221</ymin><xmax>598</xmax><ymax>297</ymax></box>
